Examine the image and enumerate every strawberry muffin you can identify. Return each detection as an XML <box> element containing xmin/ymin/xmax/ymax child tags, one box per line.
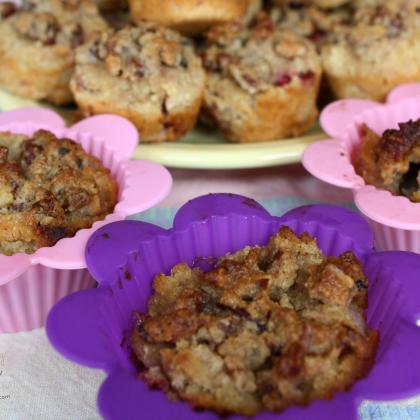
<box><xmin>321</xmin><ymin>3</ymin><xmax>420</xmax><ymax>101</ymax></box>
<box><xmin>71</xmin><ymin>23</ymin><xmax>205</xmax><ymax>142</ymax></box>
<box><xmin>0</xmin><ymin>0</ymin><xmax>108</xmax><ymax>105</ymax></box>
<box><xmin>200</xmin><ymin>14</ymin><xmax>322</xmax><ymax>142</ymax></box>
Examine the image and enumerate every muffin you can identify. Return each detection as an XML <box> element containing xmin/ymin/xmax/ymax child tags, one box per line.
<box><xmin>131</xmin><ymin>226</ymin><xmax>379</xmax><ymax>416</ymax></box>
<box><xmin>0</xmin><ymin>0</ymin><xmax>108</xmax><ymax>105</ymax></box>
<box><xmin>321</xmin><ymin>3</ymin><xmax>420</xmax><ymax>101</ymax></box>
<box><xmin>200</xmin><ymin>15</ymin><xmax>322</xmax><ymax>142</ymax></box>
<box><xmin>272</xmin><ymin>3</ymin><xmax>352</xmax><ymax>48</ymax></box>
<box><xmin>0</xmin><ymin>129</ymin><xmax>118</xmax><ymax>255</ymax></box>
<box><xmin>356</xmin><ymin>119</ymin><xmax>420</xmax><ymax>203</ymax></box>
<box><xmin>70</xmin><ymin>23</ymin><xmax>205</xmax><ymax>142</ymax></box>
<box><xmin>128</xmin><ymin>0</ymin><xmax>262</xmax><ymax>36</ymax></box>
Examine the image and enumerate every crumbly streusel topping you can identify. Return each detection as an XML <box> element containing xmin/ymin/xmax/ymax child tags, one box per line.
<box><xmin>77</xmin><ymin>23</ymin><xmax>195</xmax><ymax>82</ymax></box>
<box><xmin>201</xmin><ymin>13</ymin><xmax>321</xmax><ymax>95</ymax></box>
<box><xmin>0</xmin><ymin>129</ymin><xmax>117</xmax><ymax>255</ymax></box>
<box><xmin>356</xmin><ymin>119</ymin><xmax>420</xmax><ymax>202</ymax></box>
<box><xmin>131</xmin><ymin>227</ymin><xmax>378</xmax><ymax>416</ymax></box>
<box><xmin>1</xmin><ymin>0</ymin><xmax>106</xmax><ymax>48</ymax></box>
<box><xmin>273</xmin><ymin>3</ymin><xmax>353</xmax><ymax>46</ymax></box>
<box><xmin>327</xmin><ymin>3</ymin><xmax>420</xmax><ymax>55</ymax></box>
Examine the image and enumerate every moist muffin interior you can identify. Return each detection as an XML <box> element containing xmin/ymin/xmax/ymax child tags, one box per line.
<box><xmin>356</xmin><ymin>119</ymin><xmax>420</xmax><ymax>203</ymax></box>
<box><xmin>131</xmin><ymin>226</ymin><xmax>379</xmax><ymax>416</ymax></box>
<box><xmin>0</xmin><ymin>129</ymin><xmax>118</xmax><ymax>255</ymax></box>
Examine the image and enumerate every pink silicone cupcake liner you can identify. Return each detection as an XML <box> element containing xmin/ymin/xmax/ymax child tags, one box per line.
<box><xmin>0</xmin><ymin>107</ymin><xmax>172</xmax><ymax>333</ymax></box>
<box><xmin>303</xmin><ymin>83</ymin><xmax>420</xmax><ymax>253</ymax></box>
<box><xmin>47</xmin><ymin>193</ymin><xmax>420</xmax><ymax>420</ymax></box>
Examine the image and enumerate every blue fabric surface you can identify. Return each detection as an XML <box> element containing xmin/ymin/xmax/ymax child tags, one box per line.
<box><xmin>132</xmin><ymin>196</ymin><xmax>420</xmax><ymax>420</ymax></box>
<box><xmin>130</xmin><ymin>196</ymin><xmax>353</xmax><ymax>226</ymax></box>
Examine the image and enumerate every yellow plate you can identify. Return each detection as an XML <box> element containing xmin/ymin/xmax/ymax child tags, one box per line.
<box><xmin>0</xmin><ymin>88</ymin><xmax>325</xmax><ymax>169</ymax></box>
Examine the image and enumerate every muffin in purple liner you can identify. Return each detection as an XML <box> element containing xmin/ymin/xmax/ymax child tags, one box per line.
<box><xmin>47</xmin><ymin>193</ymin><xmax>420</xmax><ymax>420</ymax></box>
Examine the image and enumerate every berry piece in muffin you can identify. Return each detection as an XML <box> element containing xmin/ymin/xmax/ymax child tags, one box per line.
<box><xmin>70</xmin><ymin>23</ymin><xmax>205</xmax><ymax>142</ymax></box>
<box><xmin>128</xmin><ymin>0</ymin><xmax>262</xmax><ymax>36</ymax></box>
<box><xmin>200</xmin><ymin>14</ymin><xmax>322</xmax><ymax>142</ymax></box>
<box><xmin>321</xmin><ymin>3</ymin><xmax>420</xmax><ymax>101</ymax></box>
<box><xmin>0</xmin><ymin>129</ymin><xmax>117</xmax><ymax>255</ymax></box>
<box><xmin>0</xmin><ymin>0</ymin><xmax>108</xmax><ymax>105</ymax></box>
<box><xmin>356</xmin><ymin>119</ymin><xmax>420</xmax><ymax>202</ymax></box>
<box><xmin>131</xmin><ymin>227</ymin><xmax>379</xmax><ymax>416</ymax></box>
<box><xmin>270</xmin><ymin>2</ymin><xmax>352</xmax><ymax>49</ymax></box>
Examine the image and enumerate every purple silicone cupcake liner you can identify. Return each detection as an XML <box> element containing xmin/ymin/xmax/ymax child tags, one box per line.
<box><xmin>46</xmin><ymin>193</ymin><xmax>420</xmax><ymax>420</ymax></box>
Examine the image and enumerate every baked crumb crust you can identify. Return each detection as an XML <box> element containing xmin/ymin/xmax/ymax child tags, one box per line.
<box><xmin>131</xmin><ymin>226</ymin><xmax>379</xmax><ymax>416</ymax></box>
<box><xmin>0</xmin><ymin>0</ymin><xmax>108</xmax><ymax>104</ymax></box>
<box><xmin>0</xmin><ymin>129</ymin><xmax>117</xmax><ymax>255</ymax></box>
<box><xmin>321</xmin><ymin>3</ymin><xmax>420</xmax><ymax>100</ymax></box>
<box><xmin>71</xmin><ymin>23</ymin><xmax>205</xmax><ymax>142</ymax></box>
<box><xmin>356</xmin><ymin>119</ymin><xmax>420</xmax><ymax>202</ymax></box>
<box><xmin>200</xmin><ymin>13</ymin><xmax>322</xmax><ymax>142</ymax></box>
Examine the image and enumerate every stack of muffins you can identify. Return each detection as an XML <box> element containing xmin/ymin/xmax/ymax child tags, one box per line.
<box><xmin>0</xmin><ymin>0</ymin><xmax>419</xmax><ymax>143</ymax></box>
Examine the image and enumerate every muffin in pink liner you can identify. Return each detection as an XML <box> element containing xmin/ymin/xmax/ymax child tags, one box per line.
<box><xmin>0</xmin><ymin>107</ymin><xmax>172</xmax><ymax>333</ymax></box>
<box><xmin>303</xmin><ymin>83</ymin><xmax>420</xmax><ymax>253</ymax></box>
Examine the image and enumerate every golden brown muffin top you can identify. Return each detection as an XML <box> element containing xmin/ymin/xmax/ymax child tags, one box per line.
<box><xmin>356</xmin><ymin>119</ymin><xmax>420</xmax><ymax>202</ymax></box>
<box><xmin>0</xmin><ymin>0</ymin><xmax>107</xmax><ymax>48</ymax></box>
<box><xmin>201</xmin><ymin>13</ymin><xmax>321</xmax><ymax>94</ymax></box>
<box><xmin>0</xmin><ymin>129</ymin><xmax>117</xmax><ymax>255</ymax></box>
<box><xmin>272</xmin><ymin>2</ymin><xmax>352</xmax><ymax>46</ymax></box>
<box><xmin>77</xmin><ymin>22</ymin><xmax>199</xmax><ymax>82</ymax></box>
<box><xmin>131</xmin><ymin>226</ymin><xmax>378</xmax><ymax>416</ymax></box>
<box><xmin>327</xmin><ymin>3</ymin><xmax>420</xmax><ymax>53</ymax></box>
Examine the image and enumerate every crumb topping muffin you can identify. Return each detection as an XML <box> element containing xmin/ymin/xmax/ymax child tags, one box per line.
<box><xmin>0</xmin><ymin>0</ymin><xmax>108</xmax><ymax>104</ymax></box>
<box><xmin>71</xmin><ymin>23</ymin><xmax>205</xmax><ymax>142</ymax></box>
<box><xmin>128</xmin><ymin>0</ymin><xmax>262</xmax><ymax>36</ymax></box>
<box><xmin>270</xmin><ymin>2</ymin><xmax>352</xmax><ymax>48</ymax></box>
<box><xmin>200</xmin><ymin>13</ymin><xmax>322</xmax><ymax>142</ymax></box>
<box><xmin>321</xmin><ymin>3</ymin><xmax>420</xmax><ymax>100</ymax></box>
<box><xmin>0</xmin><ymin>129</ymin><xmax>117</xmax><ymax>255</ymax></box>
<box><xmin>356</xmin><ymin>119</ymin><xmax>420</xmax><ymax>202</ymax></box>
<box><xmin>131</xmin><ymin>226</ymin><xmax>379</xmax><ymax>416</ymax></box>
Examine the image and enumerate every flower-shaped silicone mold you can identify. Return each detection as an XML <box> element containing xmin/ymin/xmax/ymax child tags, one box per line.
<box><xmin>0</xmin><ymin>107</ymin><xmax>172</xmax><ymax>332</ymax></box>
<box><xmin>303</xmin><ymin>83</ymin><xmax>420</xmax><ymax>252</ymax></box>
<box><xmin>47</xmin><ymin>193</ymin><xmax>420</xmax><ymax>420</ymax></box>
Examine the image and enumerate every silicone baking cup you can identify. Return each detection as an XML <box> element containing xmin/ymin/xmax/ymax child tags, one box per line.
<box><xmin>303</xmin><ymin>83</ymin><xmax>420</xmax><ymax>253</ymax></box>
<box><xmin>47</xmin><ymin>193</ymin><xmax>420</xmax><ymax>420</ymax></box>
<box><xmin>0</xmin><ymin>107</ymin><xmax>172</xmax><ymax>333</ymax></box>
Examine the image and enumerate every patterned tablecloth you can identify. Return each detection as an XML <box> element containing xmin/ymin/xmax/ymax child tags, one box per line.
<box><xmin>0</xmin><ymin>164</ymin><xmax>419</xmax><ymax>419</ymax></box>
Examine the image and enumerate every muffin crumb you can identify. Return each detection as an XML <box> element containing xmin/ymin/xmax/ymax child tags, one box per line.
<box><xmin>0</xmin><ymin>129</ymin><xmax>117</xmax><ymax>255</ymax></box>
<box><xmin>131</xmin><ymin>226</ymin><xmax>379</xmax><ymax>416</ymax></box>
